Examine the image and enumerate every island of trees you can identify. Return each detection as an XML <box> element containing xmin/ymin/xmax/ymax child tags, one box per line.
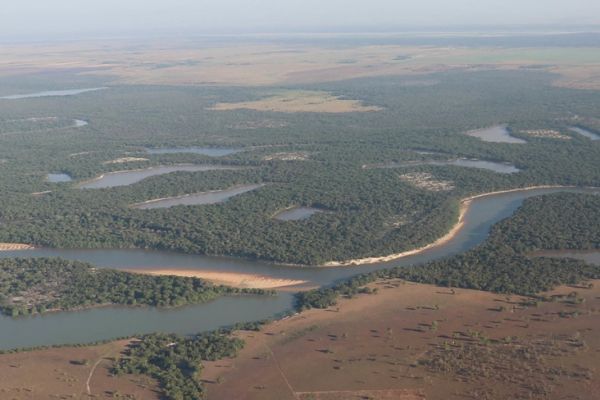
<box><xmin>0</xmin><ymin>258</ymin><xmax>271</xmax><ymax>317</ymax></box>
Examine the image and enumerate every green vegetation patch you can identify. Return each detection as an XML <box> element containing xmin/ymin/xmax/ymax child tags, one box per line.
<box><xmin>0</xmin><ymin>258</ymin><xmax>271</xmax><ymax>317</ymax></box>
<box><xmin>113</xmin><ymin>331</ymin><xmax>244</xmax><ymax>400</ymax></box>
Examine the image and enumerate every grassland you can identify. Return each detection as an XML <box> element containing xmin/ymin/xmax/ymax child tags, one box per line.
<box><xmin>0</xmin><ymin>340</ymin><xmax>160</xmax><ymax>399</ymax></box>
<box><xmin>208</xmin><ymin>90</ymin><xmax>382</xmax><ymax>113</ymax></box>
<box><xmin>204</xmin><ymin>279</ymin><xmax>600</xmax><ymax>400</ymax></box>
<box><xmin>1</xmin><ymin>37</ymin><xmax>600</xmax><ymax>90</ymax></box>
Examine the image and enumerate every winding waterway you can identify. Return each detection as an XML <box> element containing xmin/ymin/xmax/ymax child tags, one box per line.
<box><xmin>0</xmin><ymin>186</ymin><xmax>598</xmax><ymax>349</ymax></box>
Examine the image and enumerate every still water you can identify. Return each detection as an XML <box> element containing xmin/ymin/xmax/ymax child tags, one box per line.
<box><xmin>78</xmin><ymin>165</ymin><xmax>241</xmax><ymax>189</ymax></box>
<box><xmin>133</xmin><ymin>184</ymin><xmax>264</xmax><ymax>209</ymax></box>
<box><xmin>465</xmin><ymin>124</ymin><xmax>527</xmax><ymax>144</ymax></box>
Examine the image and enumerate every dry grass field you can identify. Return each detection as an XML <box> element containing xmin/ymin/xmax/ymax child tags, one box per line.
<box><xmin>2</xmin><ymin>39</ymin><xmax>600</xmax><ymax>89</ymax></box>
<box><xmin>0</xmin><ymin>340</ymin><xmax>159</xmax><ymax>399</ymax></box>
<box><xmin>203</xmin><ymin>280</ymin><xmax>600</xmax><ymax>400</ymax></box>
<box><xmin>208</xmin><ymin>90</ymin><xmax>382</xmax><ymax>113</ymax></box>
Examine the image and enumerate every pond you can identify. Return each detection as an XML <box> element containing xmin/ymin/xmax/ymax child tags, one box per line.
<box><xmin>569</xmin><ymin>126</ymin><xmax>600</xmax><ymax>141</ymax></box>
<box><xmin>46</xmin><ymin>173</ymin><xmax>73</xmax><ymax>183</ymax></box>
<box><xmin>78</xmin><ymin>165</ymin><xmax>241</xmax><ymax>189</ymax></box>
<box><xmin>133</xmin><ymin>184</ymin><xmax>265</xmax><ymax>209</ymax></box>
<box><xmin>465</xmin><ymin>124</ymin><xmax>527</xmax><ymax>144</ymax></box>
<box><xmin>274</xmin><ymin>207</ymin><xmax>324</xmax><ymax>221</ymax></box>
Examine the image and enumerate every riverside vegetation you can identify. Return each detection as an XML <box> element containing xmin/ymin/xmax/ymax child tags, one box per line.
<box><xmin>296</xmin><ymin>192</ymin><xmax>600</xmax><ymax>309</ymax></box>
<box><xmin>0</xmin><ymin>258</ymin><xmax>271</xmax><ymax>317</ymax></box>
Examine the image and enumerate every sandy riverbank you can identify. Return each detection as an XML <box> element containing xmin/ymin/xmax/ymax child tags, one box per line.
<box><xmin>0</xmin><ymin>243</ymin><xmax>35</xmax><ymax>251</ymax></box>
<box><xmin>125</xmin><ymin>268</ymin><xmax>308</xmax><ymax>289</ymax></box>
<box><xmin>323</xmin><ymin>185</ymin><xmax>575</xmax><ymax>267</ymax></box>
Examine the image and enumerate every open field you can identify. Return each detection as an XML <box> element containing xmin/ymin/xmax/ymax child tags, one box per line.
<box><xmin>203</xmin><ymin>279</ymin><xmax>600</xmax><ymax>400</ymax></box>
<box><xmin>209</xmin><ymin>90</ymin><xmax>382</xmax><ymax>113</ymax></box>
<box><xmin>0</xmin><ymin>340</ymin><xmax>159</xmax><ymax>400</ymax></box>
<box><xmin>1</xmin><ymin>39</ymin><xmax>600</xmax><ymax>89</ymax></box>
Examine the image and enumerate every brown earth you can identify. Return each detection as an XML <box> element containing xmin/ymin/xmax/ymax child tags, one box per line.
<box><xmin>0</xmin><ymin>340</ymin><xmax>160</xmax><ymax>400</ymax></box>
<box><xmin>203</xmin><ymin>280</ymin><xmax>600</xmax><ymax>400</ymax></box>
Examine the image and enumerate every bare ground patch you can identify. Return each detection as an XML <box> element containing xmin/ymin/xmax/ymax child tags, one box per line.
<box><xmin>0</xmin><ymin>340</ymin><xmax>159</xmax><ymax>399</ymax></box>
<box><xmin>263</xmin><ymin>152</ymin><xmax>310</xmax><ymax>161</ymax></box>
<box><xmin>521</xmin><ymin>129</ymin><xmax>571</xmax><ymax>140</ymax></box>
<box><xmin>103</xmin><ymin>157</ymin><xmax>150</xmax><ymax>165</ymax></box>
<box><xmin>399</xmin><ymin>172</ymin><xmax>455</xmax><ymax>192</ymax></box>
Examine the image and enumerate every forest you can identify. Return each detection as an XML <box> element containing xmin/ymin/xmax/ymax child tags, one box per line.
<box><xmin>0</xmin><ymin>69</ymin><xmax>599</xmax><ymax>264</ymax></box>
<box><xmin>0</xmin><ymin>258</ymin><xmax>271</xmax><ymax>317</ymax></box>
<box><xmin>296</xmin><ymin>192</ymin><xmax>600</xmax><ymax>310</ymax></box>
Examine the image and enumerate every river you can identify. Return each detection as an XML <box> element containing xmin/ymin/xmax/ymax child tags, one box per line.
<box><xmin>0</xmin><ymin>186</ymin><xmax>597</xmax><ymax>349</ymax></box>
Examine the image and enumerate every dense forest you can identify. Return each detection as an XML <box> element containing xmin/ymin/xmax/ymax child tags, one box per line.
<box><xmin>0</xmin><ymin>258</ymin><xmax>270</xmax><ymax>317</ymax></box>
<box><xmin>296</xmin><ymin>192</ymin><xmax>600</xmax><ymax>309</ymax></box>
<box><xmin>0</xmin><ymin>70</ymin><xmax>599</xmax><ymax>264</ymax></box>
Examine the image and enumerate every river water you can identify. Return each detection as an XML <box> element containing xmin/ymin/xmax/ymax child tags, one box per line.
<box><xmin>0</xmin><ymin>186</ymin><xmax>597</xmax><ymax>349</ymax></box>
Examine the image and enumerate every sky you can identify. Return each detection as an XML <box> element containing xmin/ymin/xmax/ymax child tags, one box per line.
<box><xmin>2</xmin><ymin>0</ymin><xmax>600</xmax><ymax>40</ymax></box>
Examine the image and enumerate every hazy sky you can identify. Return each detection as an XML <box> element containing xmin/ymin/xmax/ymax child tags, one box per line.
<box><xmin>2</xmin><ymin>0</ymin><xmax>600</xmax><ymax>39</ymax></box>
